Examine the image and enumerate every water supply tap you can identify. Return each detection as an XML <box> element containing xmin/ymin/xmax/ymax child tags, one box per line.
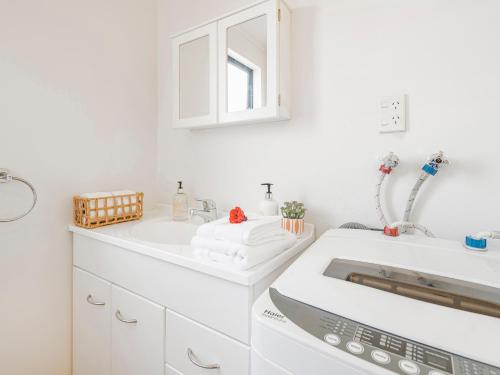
<box><xmin>189</xmin><ymin>199</ymin><xmax>218</xmax><ymax>223</ymax></box>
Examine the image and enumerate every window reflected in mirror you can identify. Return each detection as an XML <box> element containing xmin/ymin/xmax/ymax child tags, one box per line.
<box><xmin>227</xmin><ymin>15</ymin><xmax>267</xmax><ymax>113</ymax></box>
<box><xmin>179</xmin><ymin>35</ymin><xmax>210</xmax><ymax>119</ymax></box>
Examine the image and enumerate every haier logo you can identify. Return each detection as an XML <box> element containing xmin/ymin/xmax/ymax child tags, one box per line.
<box><xmin>262</xmin><ymin>309</ymin><xmax>286</xmax><ymax>322</ymax></box>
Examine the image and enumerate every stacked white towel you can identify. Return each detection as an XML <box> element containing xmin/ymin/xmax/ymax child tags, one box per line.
<box><xmin>112</xmin><ymin>190</ymin><xmax>138</xmax><ymax>215</ymax></box>
<box><xmin>80</xmin><ymin>192</ymin><xmax>114</xmax><ymax>218</ymax></box>
<box><xmin>80</xmin><ymin>190</ymin><xmax>137</xmax><ymax>222</ymax></box>
<box><xmin>191</xmin><ymin>216</ymin><xmax>296</xmax><ymax>270</ymax></box>
<box><xmin>196</xmin><ymin>215</ymin><xmax>286</xmax><ymax>245</ymax></box>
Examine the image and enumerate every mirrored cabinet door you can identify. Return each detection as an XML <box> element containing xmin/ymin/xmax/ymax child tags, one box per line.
<box><xmin>226</xmin><ymin>14</ymin><xmax>268</xmax><ymax>113</ymax></box>
<box><xmin>172</xmin><ymin>23</ymin><xmax>217</xmax><ymax>128</ymax></box>
<box><xmin>218</xmin><ymin>1</ymin><xmax>280</xmax><ymax>124</ymax></box>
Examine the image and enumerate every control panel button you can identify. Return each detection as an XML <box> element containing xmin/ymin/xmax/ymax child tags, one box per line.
<box><xmin>324</xmin><ymin>334</ymin><xmax>341</xmax><ymax>346</ymax></box>
<box><xmin>346</xmin><ymin>341</ymin><xmax>364</xmax><ymax>355</ymax></box>
<box><xmin>398</xmin><ymin>359</ymin><xmax>420</xmax><ymax>375</ymax></box>
<box><xmin>371</xmin><ymin>350</ymin><xmax>391</xmax><ymax>365</ymax></box>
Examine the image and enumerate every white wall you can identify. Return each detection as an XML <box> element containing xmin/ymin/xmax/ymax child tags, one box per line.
<box><xmin>0</xmin><ymin>1</ymin><xmax>158</xmax><ymax>374</ymax></box>
<box><xmin>159</xmin><ymin>0</ymin><xmax>500</xmax><ymax>239</ymax></box>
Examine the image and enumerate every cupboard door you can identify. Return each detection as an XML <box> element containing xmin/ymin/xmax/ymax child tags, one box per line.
<box><xmin>111</xmin><ymin>286</ymin><xmax>165</xmax><ymax>375</ymax></box>
<box><xmin>73</xmin><ymin>268</ymin><xmax>111</xmax><ymax>375</ymax></box>
<box><xmin>172</xmin><ymin>22</ymin><xmax>218</xmax><ymax>129</ymax></box>
<box><xmin>218</xmin><ymin>0</ymin><xmax>280</xmax><ymax>125</ymax></box>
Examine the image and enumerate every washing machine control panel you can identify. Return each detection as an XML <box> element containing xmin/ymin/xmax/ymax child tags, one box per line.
<box><xmin>269</xmin><ymin>288</ymin><xmax>500</xmax><ymax>375</ymax></box>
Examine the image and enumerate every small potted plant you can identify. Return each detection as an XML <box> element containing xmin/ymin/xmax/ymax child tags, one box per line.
<box><xmin>281</xmin><ymin>201</ymin><xmax>306</xmax><ymax>237</ymax></box>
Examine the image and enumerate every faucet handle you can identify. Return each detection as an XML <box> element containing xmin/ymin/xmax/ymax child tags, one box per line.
<box><xmin>196</xmin><ymin>199</ymin><xmax>216</xmax><ymax>211</ymax></box>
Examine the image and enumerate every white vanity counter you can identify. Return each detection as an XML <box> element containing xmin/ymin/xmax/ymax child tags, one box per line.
<box><xmin>69</xmin><ymin>208</ymin><xmax>314</xmax><ymax>375</ymax></box>
<box><xmin>69</xmin><ymin>210</ymin><xmax>314</xmax><ymax>286</ymax></box>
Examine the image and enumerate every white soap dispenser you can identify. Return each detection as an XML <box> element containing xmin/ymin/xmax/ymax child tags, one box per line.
<box><xmin>259</xmin><ymin>183</ymin><xmax>279</xmax><ymax>216</ymax></box>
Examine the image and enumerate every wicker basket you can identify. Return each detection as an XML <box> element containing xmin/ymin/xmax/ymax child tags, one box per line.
<box><xmin>73</xmin><ymin>192</ymin><xmax>144</xmax><ymax>229</ymax></box>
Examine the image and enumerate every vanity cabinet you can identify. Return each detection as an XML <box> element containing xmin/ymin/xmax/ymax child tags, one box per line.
<box><xmin>70</xmin><ymin>222</ymin><xmax>315</xmax><ymax>375</ymax></box>
<box><xmin>172</xmin><ymin>0</ymin><xmax>291</xmax><ymax>129</ymax></box>
<box><xmin>73</xmin><ymin>268</ymin><xmax>165</xmax><ymax>375</ymax></box>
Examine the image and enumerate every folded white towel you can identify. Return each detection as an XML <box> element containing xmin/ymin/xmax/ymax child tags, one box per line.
<box><xmin>80</xmin><ymin>192</ymin><xmax>114</xmax><ymax>219</ymax></box>
<box><xmin>196</xmin><ymin>215</ymin><xmax>285</xmax><ymax>246</ymax></box>
<box><xmin>112</xmin><ymin>190</ymin><xmax>137</xmax><ymax>215</ymax></box>
<box><xmin>192</xmin><ymin>233</ymin><xmax>297</xmax><ymax>270</ymax></box>
<box><xmin>191</xmin><ymin>236</ymin><xmax>243</xmax><ymax>256</ymax></box>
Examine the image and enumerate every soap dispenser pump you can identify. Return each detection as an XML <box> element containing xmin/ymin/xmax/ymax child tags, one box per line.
<box><xmin>259</xmin><ymin>183</ymin><xmax>279</xmax><ymax>216</ymax></box>
<box><xmin>172</xmin><ymin>181</ymin><xmax>188</xmax><ymax>221</ymax></box>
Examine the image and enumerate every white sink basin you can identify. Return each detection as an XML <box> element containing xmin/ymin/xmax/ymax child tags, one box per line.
<box><xmin>130</xmin><ymin>218</ymin><xmax>198</xmax><ymax>245</ymax></box>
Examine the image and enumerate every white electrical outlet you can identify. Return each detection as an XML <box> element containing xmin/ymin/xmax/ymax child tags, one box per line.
<box><xmin>380</xmin><ymin>95</ymin><xmax>406</xmax><ymax>133</ymax></box>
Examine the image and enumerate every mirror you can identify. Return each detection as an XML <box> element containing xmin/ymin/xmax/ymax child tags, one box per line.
<box><xmin>226</xmin><ymin>15</ymin><xmax>267</xmax><ymax>113</ymax></box>
<box><xmin>179</xmin><ymin>35</ymin><xmax>210</xmax><ymax>119</ymax></box>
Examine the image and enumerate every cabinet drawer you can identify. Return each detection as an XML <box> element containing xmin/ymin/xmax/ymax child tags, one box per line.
<box><xmin>166</xmin><ymin>310</ymin><xmax>250</xmax><ymax>375</ymax></box>
<box><xmin>112</xmin><ymin>286</ymin><xmax>165</xmax><ymax>375</ymax></box>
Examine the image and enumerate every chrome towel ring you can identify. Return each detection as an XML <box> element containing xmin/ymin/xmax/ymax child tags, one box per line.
<box><xmin>0</xmin><ymin>169</ymin><xmax>37</xmax><ymax>222</ymax></box>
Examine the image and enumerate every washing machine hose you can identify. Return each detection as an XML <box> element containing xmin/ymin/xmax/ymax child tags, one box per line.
<box><xmin>375</xmin><ymin>152</ymin><xmax>399</xmax><ymax>228</ymax></box>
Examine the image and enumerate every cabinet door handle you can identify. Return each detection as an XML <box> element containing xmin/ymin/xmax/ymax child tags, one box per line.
<box><xmin>187</xmin><ymin>348</ymin><xmax>220</xmax><ymax>370</ymax></box>
<box><xmin>115</xmin><ymin>310</ymin><xmax>138</xmax><ymax>324</ymax></box>
<box><xmin>86</xmin><ymin>294</ymin><xmax>106</xmax><ymax>306</ymax></box>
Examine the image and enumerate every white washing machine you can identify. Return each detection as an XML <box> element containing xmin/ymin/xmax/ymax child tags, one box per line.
<box><xmin>252</xmin><ymin>229</ymin><xmax>500</xmax><ymax>375</ymax></box>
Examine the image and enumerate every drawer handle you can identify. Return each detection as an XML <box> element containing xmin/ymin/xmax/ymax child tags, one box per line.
<box><xmin>115</xmin><ymin>310</ymin><xmax>138</xmax><ymax>324</ymax></box>
<box><xmin>86</xmin><ymin>294</ymin><xmax>106</xmax><ymax>306</ymax></box>
<box><xmin>187</xmin><ymin>348</ymin><xmax>220</xmax><ymax>370</ymax></box>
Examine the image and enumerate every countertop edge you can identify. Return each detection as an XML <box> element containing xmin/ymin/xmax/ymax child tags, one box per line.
<box><xmin>68</xmin><ymin>223</ymin><xmax>315</xmax><ymax>286</ymax></box>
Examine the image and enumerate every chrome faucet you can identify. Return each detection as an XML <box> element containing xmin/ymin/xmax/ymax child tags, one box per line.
<box><xmin>189</xmin><ymin>199</ymin><xmax>217</xmax><ymax>223</ymax></box>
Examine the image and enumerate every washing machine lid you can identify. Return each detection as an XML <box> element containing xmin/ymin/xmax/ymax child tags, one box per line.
<box><xmin>323</xmin><ymin>258</ymin><xmax>500</xmax><ymax>319</ymax></box>
<box><xmin>272</xmin><ymin>229</ymin><xmax>500</xmax><ymax>367</ymax></box>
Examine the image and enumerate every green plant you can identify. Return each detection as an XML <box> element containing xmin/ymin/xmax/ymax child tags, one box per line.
<box><xmin>280</xmin><ymin>201</ymin><xmax>306</xmax><ymax>219</ymax></box>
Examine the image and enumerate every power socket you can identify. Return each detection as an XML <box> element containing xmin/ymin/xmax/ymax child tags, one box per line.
<box><xmin>380</xmin><ymin>95</ymin><xmax>406</xmax><ymax>133</ymax></box>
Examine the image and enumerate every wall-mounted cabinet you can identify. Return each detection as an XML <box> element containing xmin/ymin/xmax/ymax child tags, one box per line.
<box><xmin>172</xmin><ymin>0</ymin><xmax>291</xmax><ymax>129</ymax></box>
